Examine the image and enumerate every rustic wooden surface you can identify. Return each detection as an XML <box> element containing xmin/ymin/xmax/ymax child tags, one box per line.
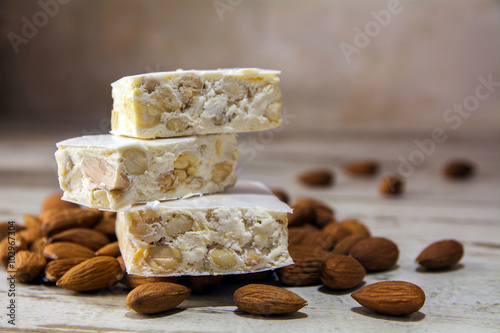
<box><xmin>0</xmin><ymin>130</ymin><xmax>499</xmax><ymax>332</ymax></box>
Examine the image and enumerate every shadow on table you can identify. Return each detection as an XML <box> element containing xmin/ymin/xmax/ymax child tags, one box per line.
<box><xmin>233</xmin><ymin>309</ymin><xmax>308</xmax><ymax>320</ymax></box>
<box><xmin>415</xmin><ymin>263</ymin><xmax>464</xmax><ymax>274</ymax></box>
<box><xmin>317</xmin><ymin>282</ymin><xmax>366</xmax><ymax>296</ymax></box>
<box><xmin>350</xmin><ymin>307</ymin><xmax>426</xmax><ymax>322</ymax></box>
<box><xmin>125</xmin><ymin>308</ymin><xmax>186</xmax><ymax>319</ymax></box>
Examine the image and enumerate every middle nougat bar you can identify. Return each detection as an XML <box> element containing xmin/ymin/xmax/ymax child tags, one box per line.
<box><xmin>55</xmin><ymin>133</ymin><xmax>239</xmax><ymax>211</ymax></box>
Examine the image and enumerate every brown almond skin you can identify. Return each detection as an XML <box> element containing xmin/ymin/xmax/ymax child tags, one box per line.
<box><xmin>287</xmin><ymin>201</ymin><xmax>315</xmax><ymax>228</ymax></box>
<box><xmin>350</xmin><ymin>237</ymin><xmax>399</xmax><ymax>272</ymax></box>
<box><xmin>126</xmin><ymin>282</ymin><xmax>191</xmax><ymax>314</ymax></box>
<box><xmin>278</xmin><ymin>245</ymin><xmax>331</xmax><ymax>286</ymax></box>
<box><xmin>344</xmin><ymin>160</ymin><xmax>379</xmax><ymax>177</ymax></box>
<box><xmin>23</xmin><ymin>214</ymin><xmax>42</xmax><ymax>229</ymax></box>
<box><xmin>320</xmin><ymin>255</ymin><xmax>366</xmax><ymax>290</ymax></box>
<box><xmin>18</xmin><ymin>227</ymin><xmax>43</xmax><ymax>245</ymax></box>
<box><xmin>93</xmin><ymin>211</ymin><xmax>117</xmax><ymax>240</ymax></box>
<box><xmin>0</xmin><ymin>222</ymin><xmax>25</xmax><ymax>241</ymax></box>
<box><xmin>41</xmin><ymin>208</ymin><xmax>102</xmax><ymax>237</ymax></box>
<box><xmin>234</xmin><ymin>284</ymin><xmax>308</xmax><ymax>315</ymax></box>
<box><xmin>44</xmin><ymin>257</ymin><xmax>88</xmax><ymax>282</ymax></box>
<box><xmin>95</xmin><ymin>241</ymin><xmax>120</xmax><ymax>257</ymax></box>
<box><xmin>185</xmin><ymin>275</ymin><xmax>222</xmax><ymax>294</ymax></box>
<box><xmin>57</xmin><ymin>256</ymin><xmax>123</xmax><ymax>291</ymax></box>
<box><xmin>30</xmin><ymin>237</ymin><xmax>49</xmax><ymax>254</ymax></box>
<box><xmin>379</xmin><ymin>175</ymin><xmax>404</xmax><ymax>196</ymax></box>
<box><xmin>416</xmin><ymin>239</ymin><xmax>464</xmax><ymax>269</ymax></box>
<box><xmin>42</xmin><ymin>242</ymin><xmax>95</xmax><ymax>260</ymax></box>
<box><xmin>0</xmin><ymin>234</ymin><xmax>28</xmax><ymax>268</ymax></box>
<box><xmin>41</xmin><ymin>192</ymin><xmax>80</xmax><ymax>213</ymax></box>
<box><xmin>320</xmin><ymin>221</ymin><xmax>351</xmax><ymax>251</ymax></box>
<box><xmin>270</xmin><ymin>187</ymin><xmax>289</xmax><ymax>204</ymax></box>
<box><xmin>340</xmin><ymin>219</ymin><xmax>371</xmax><ymax>238</ymax></box>
<box><xmin>49</xmin><ymin>228</ymin><xmax>109</xmax><ymax>251</ymax></box>
<box><xmin>294</xmin><ymin>197</ymin><xmax>334</xmax><ymax>228</ymax></box>
<box><xmin>116</xmin><ymin>256</ymin><xmax>126</xmax><ymax>275</ymax></box>
<box><xmin>351</xmin><ymin>281</ymin><xmax>425</xmax><ymax>316</ymax></box>
<box><xmin>124</xmin><ymin>275</ymin><xmax>180</xmax><ymax>289</ymax></box>
<box><xmin>443</xmin><ymin>160</ymin><xmax>474</xmax><ymax>179</ymax></box>
<box><xmin>298</xmin><ymin>169</ymin><xmax>333</xmax><ymax>187</ymax></box>
<box><xmin>15</xmin><ymin>251</ymin><xmax>46</xmax><ymax>283</ymax></box>
<box><xmin>288</xmin><ymin>224</ymin><xmax>320</xmax><ymax>246</ymax></box>
<box><xmin>332</xmin><ymin>234</ymin><xmax>368</xmax><ymax>255</ymax></box>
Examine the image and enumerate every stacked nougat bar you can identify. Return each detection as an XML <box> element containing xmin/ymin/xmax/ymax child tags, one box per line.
<box><xmin>55</xmin><ymin>68</ymin><xmax>293</xmax><ymax>276</ymax></box>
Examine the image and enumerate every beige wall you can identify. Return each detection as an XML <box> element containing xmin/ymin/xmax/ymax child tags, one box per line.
<box><xmin>1</xmin><ymin>0</ymin><xmax>499</xmax><ymax>133</ymax></box>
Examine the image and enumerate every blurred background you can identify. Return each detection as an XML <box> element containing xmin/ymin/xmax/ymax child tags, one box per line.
<box><xmin>1</xmin><ymin>0</ymin><xmax>499</xmax><ymax>135</ymax></box>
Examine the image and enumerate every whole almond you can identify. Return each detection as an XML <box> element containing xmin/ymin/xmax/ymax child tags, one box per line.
<box><xmin>234</xmin><ymin>284</ymin><xmax>307</xmax><ymax>315</ymax></box>
<box><xmin>351</xmin><ymin>281</ymin><xmax>425</xmax><ymax>316</ymax></box>
<box><xmin>23</xmin><ymin>214</ymin><xmax>42</xmax><ymax>229</ymax></box>
<box><xmin>278</xmin><ymin>245</ymin><xmax>331</xmax><ymax>286</ymax></box>
<box><xmin>126</xmin><ymin>282</ymin><xmax>191</xmax><ymax>314</ymax></box>
<box><xmin>340</xmin><ymin>219</ymin><xmax>371</xmax><ymax>238</ymax></box>
<box><xmin>298</xmin><ymin>169</ymin><xmax>333</xmax><ymax>187</ymax></box>
<box><xmin>294</xmin><ymin>197</ymin><xmax>334</xmax><ymax>228</ymax></box>
<box><xmin>287</xmin><ymin>201</ymin><xmax>315</xmax><ymax>228</ymax></box>
<box><xmin>332</xmin><ymin>234</ymin><xmax>368</xmax><ymax>255</ymax></box>
<box><xmin>319</xmin><ymin>221</ymin><xmax>351</xmax><ymax>251</ymax></box>
<box><xmin>378</xmin><ymin>174</ymin><xmax>404</xmax><ymax>196</ymax></box>
<box><xmin>95</xmin><ymin>241</ymin><xmax>120</xmax><ymax>257</ymax></box>
<box><xmin>41</xmin><ymin>208</ymin><xmax>102</xmax><ymax>237</ymax></box>
<box><xmin>15</xmin><ymin>251</ymin><xmax>46</xmax><ymax>283</ymax></box>
<box><xmin>42</xmin><ymin>242</ymin><xmax>94</xmax><ymax>260</ymax></box>
<box><xmin>30</xmin><ymin>237</ymin><xmax>49</xmax><ymax>254</ymax></box>
<box><xmin>1</xmin><ymin>234</ymin><xmax>28</xmax><ymax>268</ymax></box>
<box><xmin>288</xmin><ymin>224</ymin><xmax>320</xmax><ymax>246</ymax></box>
<box><xmin>343</xmin><ymin>160</ymin><xmax>379</xmax><ymax>177</ymax></box>
<box><xmin>320</xmin><ymin>255</ymin><xmax>365</xmax><ymax>290</ymax></box>
<box><xmin>0</xmin><ymin>222</ymin><xmax>25</xmax><ymax>242</ymax></box>
<box><xmin>350</xmin><ymin>237</ymin><xmax>399</xmax><ymax>272</ymax></box>
<box><xmin>270</xmin><ymin>187</ymin><xmax>289</xmax><ymax>204</ymax></box>
<box><xmin>93</xmin><ymin>211</ymin><xmax>117</xmax><ymax>239</ymax></box>
<box><xmin>416</xmin><ymin>239</ymin><xmax>464</xmax><ymax>270</ymax></box>
<box><xmin>116</xmin><ymin>256</ymin><xmax>126</xmax><ymax>274</ymax></box>
<box><xmin>57</xmin><ymin>256</ymin><xmax>123</xmax><ymax>291</ymax></box>
<box><xmin>124</xmin><ymin>275</ymin><xmax>179</xmax><ymax>289</ymax></box>
<box><xmin>18</xmin><ymin>227</ymin><xmax>43</xmax><ymax>245</ymax></box>
<box><xmin>185</xmin><ymin>275</ymin><xmax>222</xmax><ymax>294</ymax></box>
<box><xmin>443</xmin><ymin>160</ymin><xmax>474</xmax><ymax>179</ymax></box>
<box><xmin>44</xmin><ymin>257</ymin><xmax>88</xmax><ymax>282</ymax></box>
<box><xmin>49</xmin><ymin>228</ymin><xmax>109</xmax><ymax>251</ymax></box>
<box><xmin>41</xmin><ymin>192</ymin><xmax>79</xmax><ymax>213</ymax></box>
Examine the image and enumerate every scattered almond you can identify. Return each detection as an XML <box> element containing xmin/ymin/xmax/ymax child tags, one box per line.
<box><xmin>23</xmin><ymin>214</ymin><xmax>42</xmax><ymax>229</ymax></box>
<box><xmin>30</xmin><ymin>237</ymin><xmax>48</xmax><ymax>254</ymax></box>
<box><xmin>295</xmin><ymin>197</ymin><xmax>334</xmax><ymax>228</ymax></box>
<box><xmin>126</xmin><ymin>282</ymin><xmax>191</xmax><ymax>314</ymax></box>
<box><xmin>95</xmin><ymin>241</ymin><xmax>120</xmax><ymax>257</ymax></box>
<box><xmin>57</xmin><ymin>256</ymin><xmax>123</xmax><ymax>291</ymax></box>
<box><xmin>93</xmin><ymin>211</ymin><xmax>117</xmax><ymax>239</ymax></box>
<box><xmin>1</xmin><ymin>234</ymin><xmax>28</xmax><ymax>268</ymax></box>
<box><xmin>320</xmin><ymin>255</ymin><xmax>366</xmax><ymax>290</ymax></box>
<box><xmin>40</xmin><ymin>208</ymin><xmax>102</xmax><ymax>237</ymax></box>
<box><xmin>116</xmin><ymin>256</ymin><xmax>126</xmax><ymax>274</ymax></box>
<box><xmin>278</xmin><ymin>245</ymin><xmax>331</xmax><ymax>286</ymax></box>
<box><xmin>42</xmin><ymin>242</ymin><xmax>95</xmax><ymax>260</ymax></box>
<box><xmin>41</xmin><ymin>192</ymin><xmax>79</xmax><ymax>213</ymax></box>
<box><xmin>234</xmin><ymin>284</ymin><xmax>307</xmax><ymax>315</ymax></box>
<box><xmin>15</xmin><ymin>251</ymin><xmax>46</xmax><ymax>283</ymax></box>
<box><xmin>49</xmin><ymin>228</ymin><xmax>109</xmax><ymax>251</ymax></box>
<box><xmin>351</xmin><ymin>281</ymin><xmax>425</xmax><ymax>316</ymax></box>
<box><xmin>18</xmin><ymin>227</ymin><xmax>43</xmax><ymax>245</ymax></box>
<box><xmin>416</xmin><ymin>239</ymin><xmax>464</xmax><ymax>270</ymax></box>
<box><xmin>339</xmin><ymin>219</ymin><xmax>371</xmax><ymax>238</ymax></box>
<box><xmin>349</xmin><ymin>237</ymin><xmax>399</xmax><ymax>272</ymax></box>
<box><xmin>332</xmin><ymin>234</ymin><xmax>367</xmax><ymax>255</ymax></box>
<box><xmin>0</xmin><ymin>222</ymin><xmax>24</xmax><ymax>241</ymax></box>
<box><xmin>287</xmin><ymin>201</ymin><xmax>315</xmax><ymax>228</ymax></box>
<box><xmin>344</xmin><ymin>160</ymin><xmax>379</xmax><ymax>177</ymax></box>
<box><xmin>319</xmin><ymin>221</ymin><xmax>351</xmax><ymax>251</ymax></box>
<box><xmin>297</xmin><ymin>169</ymin><xmax>333</xmax><ymax>187</ymax></box>
<box><xmin>185</xmin><ymin>275</ymin><xmax>222</xmax><ymax>294</ymax></box>
<box><xmin>270</xmin><ymin>187</ymin><xmax>289</xmax><ymax>204</ymax></box>
<box><xmin>124</xmin><ymin>275</ymin><xmax>179</xmax><ymax>289</ymax></box>
<box><xmin>443</xmin><ymin>160</ymin><xmax>475</xmax><ymax>179</ymax></box>
<box><xmin>44</xmin><ymin>257</ymin><xmax>88</xmax><ymax>283</ymax></box>
<box><xmin>378</xmin><ymin>174</ymin><xmax>404</xmax><ymax>196</ymax></box>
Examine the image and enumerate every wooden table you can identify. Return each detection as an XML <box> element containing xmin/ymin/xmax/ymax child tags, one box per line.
<box><xmin>1</xmin><ymin>129</ymin><xmax>499</xmax><ymax>332</ymax></box>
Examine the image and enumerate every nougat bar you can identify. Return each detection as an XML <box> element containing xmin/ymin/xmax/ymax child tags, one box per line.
<box><xmin>116</xmin><ymin>180</ymin><xmax>293</xmax><ymax>276</ymax></box>
<box><xmin>111</xmin><ymin>68</ymin><xmax>282</xmax><ymax>139</ymax></box>
<box><xmin>55</xmin><ymin>134</ymin><xmax>239</xmax><ymax>211</ymax></box>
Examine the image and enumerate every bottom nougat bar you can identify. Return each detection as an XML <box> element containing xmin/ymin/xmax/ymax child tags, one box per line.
<box><xmin>116</xmin><ymin>180</ymin><xmax>293</xmax><ymax>276</ymax></box>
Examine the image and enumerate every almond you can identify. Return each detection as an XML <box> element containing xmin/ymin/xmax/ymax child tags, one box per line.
<box><xmin>287</xmin><ymin>201</ymin><xmax>315</xmax><ymax>228</ymax></box>
<box><xmin>234</xmin><ymin>284</ymin><xmax>307</xmax><ymax>315</ymax></box>
<box><xmin>30</xmin><ymin>237</ymin><xmax>49</xmax><ymax>254</ymax></box>
<box><xmin>124</xmin><ymin>275</ymin><xmax>179</xmax><ymax>289</ymax></box>
<box><xmin>93</xmin><ymin>211</ymin><xmax>117</xmax><ymax>239</ymax></box>
<box><xmin>49</xmin><ymin>228</ymin><xmax>109</xmax><ymax>251</ymax></box>
<box><xmin>378</xmin><ymin>174</ymin><xmax>404</xmax><ymax>196</ymax></box>
<box><xmin>278</xmin><ymin>245</ymin><xmax>331</xmax><ymax>286</ymax></box>
<box><xmin>332</xmin><ymin>234</ymin><xmax>367</xmax><ymax>255</ymax></box>
<box><xmin>44</xmin><ymin>257</ymin><xmax>88</xmax><ymax>283</ymax></box>
<box><xmin>288</xmin><ymin>224</ymin><xmax>320</xmax><ymax>246</ymax></box>
<box><xmin>41</xmin><ymin>192</ymin><xmax>79</xmax><ymax>213</ymax></box>
<box><xmin>416</xmin><ymin>239</ymin><xmax>464</xmax><ymax>270</ymax></box>
<box><xmin>1</xmin><ymin>234</ymin><xmax>28</xmax><ymax>268</ymax></box>
<box><xmin>343</xmin><ymin>160</ymin><xmax>379</xmax><ymax>177</ymax></box>
<box><xmin>15</xmin><ymin>251</ymin><xmax>46</xmax><ymax>283</ymax></box>
<box><xmin>95</xmin><ymin>241</ymin><xmax>120</xmax><ymax>257</ymax></box>
<box><xmin>18</xmin><ymin>227</ymin><xmax>43</xmax><ymax>245</ymax></box>
<box><xmin>270</xmin><ymin>187</ymin><xmax>289</xmax><ymax>204</ymax></box>
<box><xmin>185</xmin><ymin>275</ymin><xmax>222</xmax><ymax>294</ymax></box>
<box><xmin>0</xmin><ymin>222</ymin><xmax>24</xmax><ymax>241</ymax></box>
<box><xmin>320</xmin><ymin>255</ymin><xmax>365</xmax><ymax>290</ymax></box>
<box><xmin>351</xmin><ymin>281</ymin><xmax>425</xmax><ymax>316</ymax></box>
<box><xmin>126</xmin><ymin>282</ymin><xmax>191</xmax><ymax>314</ymax></box>
<box><xmin>297</xmin><ymin>169</ymin><xmax>333</xmax><ymax>187</ymax></box>
<box><xmin>443</xmin><ymin>160</ymin><xmax>474</xmax><ymax>179</ymax></box>
<box><xmin>42</xmin><ymin>242</ymin><xmax>94</xmax><ymax>260</ymax></box>
<box><xmin>319</xmin><ymin>221</ymin><xmax>351</xmax><ymax>251</ymax></box>
<box><xmin>295</xmin><ymin>197</ymin><xmax>334</xmax><ymax>228</ymax></box>
<box><xmin>41</xmin><ymin>208</ymin><xmax>102</xmax><ymax>237</ymax></box>
<box><xmin>57</xmin><ymin>256</ymin><xmax>123</xmax><ymax>291</ymax></box>
<box><xmin>350</xmin><ymin>237</ymin><xmax>399</xmax><ymax>272</ymax></box>
<box><xmin>116</xmin><ymin>255</ymin><xmax>126</xmax><ymax>274</ymax></box>
<box><xmin>23</xmin><ymin>214</ymin><xmax>42</xmax><ymax>229</ymax></box>
<box><xmin>339</xmin><ymin>219</ymin><xmax>371</xmax><ymax>238</ymax></box>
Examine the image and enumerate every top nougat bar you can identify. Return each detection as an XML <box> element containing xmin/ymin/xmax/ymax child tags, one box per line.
<box><xmin>111</xmin><ymin>68</ymin><xmax>282</xmax><ymax>139</ymax></box>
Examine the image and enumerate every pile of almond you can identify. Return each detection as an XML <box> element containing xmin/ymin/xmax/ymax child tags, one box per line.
<box><xmin>0</xmin><ymin>190</ymin><xmax>464</xmax><ymax>317</ymax></box>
